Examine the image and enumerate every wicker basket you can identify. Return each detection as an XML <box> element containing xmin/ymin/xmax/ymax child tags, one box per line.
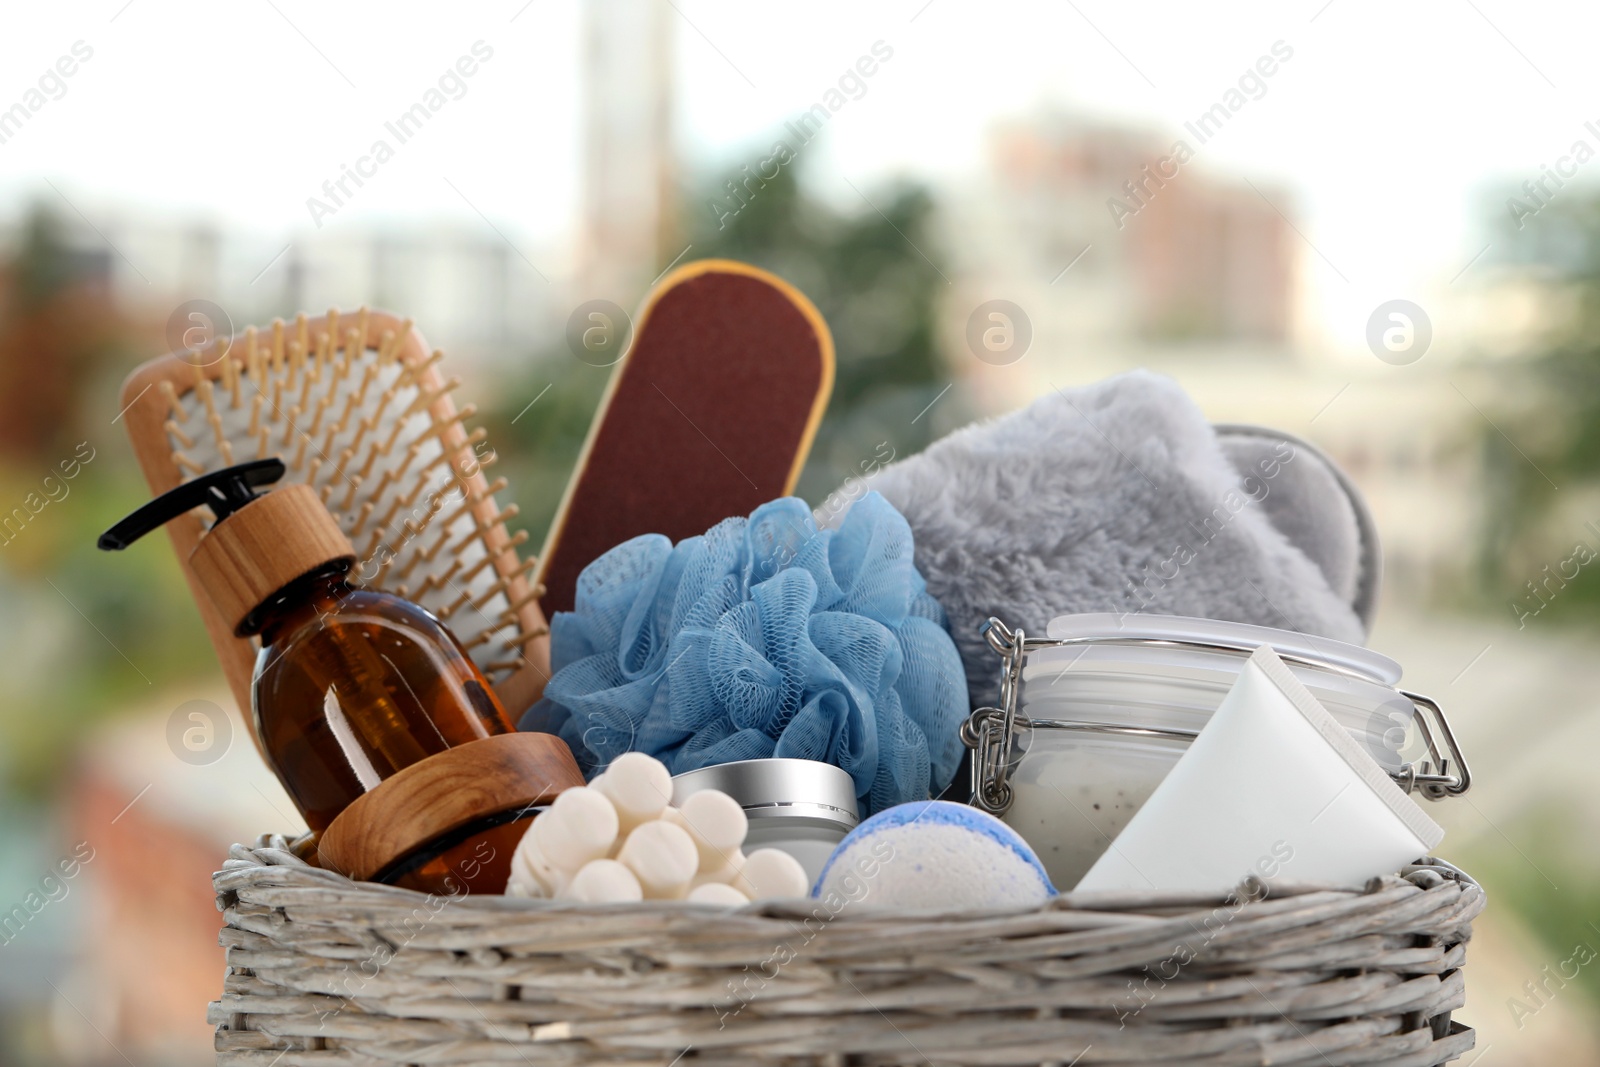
<box><xmin>209</xmin><ymin>835</ymin><xmax>1483</xmax><ymax>1066</ymax></box>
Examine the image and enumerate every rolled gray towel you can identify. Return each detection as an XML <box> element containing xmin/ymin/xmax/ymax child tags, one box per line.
<box><xmin>821</xmin><ymin>370</ymin><xmax>1367</xmax><ymax>708</ymax></box>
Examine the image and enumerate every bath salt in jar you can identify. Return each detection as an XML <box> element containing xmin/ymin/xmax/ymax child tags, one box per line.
<box><xmin>962</xmin><ymin>614</ymin><xmax>1470</xmax><ymax>891</ymax></box>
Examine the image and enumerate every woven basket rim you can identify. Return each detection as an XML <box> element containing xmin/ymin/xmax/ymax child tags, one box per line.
<box><xmin>220</xmin><ymin>835</ymin><xmax>1477</xmax><ymax>923</ymax></box>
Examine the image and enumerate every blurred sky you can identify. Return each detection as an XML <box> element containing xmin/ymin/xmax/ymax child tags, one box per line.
<box><xmin>0</xmin><ymin>0</ymin><xmax>1592</xmax><ymax>354</ymax></box>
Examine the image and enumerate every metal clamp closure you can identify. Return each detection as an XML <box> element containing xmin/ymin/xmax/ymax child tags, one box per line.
<box><xmin>963</xmin><ymin>618</ymin><xmax>1472</xmax><ymax>816</ymax></box>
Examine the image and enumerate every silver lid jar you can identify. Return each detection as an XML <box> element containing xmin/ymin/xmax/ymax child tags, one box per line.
<box><xmin>672</xmin><ymin>758</ymin><xmax>859</xmax><ymax>884</ymax></box>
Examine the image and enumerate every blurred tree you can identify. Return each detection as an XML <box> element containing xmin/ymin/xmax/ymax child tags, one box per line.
<box><xmin>493</xmin><ymin>143</ymin><xmax>966</xmax><ymax>548</ymax></box>
<box><xmin>0</xmin><ymin>204</ymin><xmax>125</xmax><ymax>462</ymax></box>
<box><xmin>1477</xmin><ymin>195</ymin><xmax>1600</xmax><ymax>621</ymax></box>
<box><xmin>489</xmin><ymin>364</ymin><xmax>614</xmax><ymax>550</ymax></box>
<box><xmin>0</xmin><ymin>205</ymin><xmax>208</xmax><ymax>799</ymax></box>
<box><xmin>1461</xmin><ymin>805</ymin><xmax>1600</xmax><ymax>1017</ymax></box>
<box><xmin>681</xmin><ymin>149</ymin><xmax>965</xmax><ymax>506</ymax></box>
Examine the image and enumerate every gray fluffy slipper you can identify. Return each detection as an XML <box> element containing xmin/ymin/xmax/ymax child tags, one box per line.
<box><xmin>824</xmin><ymin>371</ymin><xmax>1376</xmax><ymax>707</ymax></box>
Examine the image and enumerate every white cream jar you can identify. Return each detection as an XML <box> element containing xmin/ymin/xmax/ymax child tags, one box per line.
<box><xmin>965</xmin><ymin>614</ymin><xmax>1466</xmax><ymax>890</ymax></box>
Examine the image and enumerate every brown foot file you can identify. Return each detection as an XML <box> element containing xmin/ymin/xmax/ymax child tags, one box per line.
<box><xmin>537</xmin><ymin>259</ymin><xmax>834</xmax><ymax>616</ymax></box>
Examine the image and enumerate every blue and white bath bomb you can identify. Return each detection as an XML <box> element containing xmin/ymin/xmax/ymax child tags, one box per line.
<box><xmin>812</xmin><ymin>800</ymin><xmax>1055</xmax><ymax>911</ymax></box>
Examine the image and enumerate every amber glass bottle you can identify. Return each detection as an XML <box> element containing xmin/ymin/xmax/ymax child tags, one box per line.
<box><xmin>100</xmin><ymin>460</ymin><xmax>583</xmax><ymax>895</ymax></box>
<box><xmin>244</xmin><ymin>561</ymin><xmax>512</xmax><ymax>832</ymax></box>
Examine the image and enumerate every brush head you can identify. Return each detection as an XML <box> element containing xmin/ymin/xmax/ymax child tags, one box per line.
<box><xmin>116</xmin><ymin>308</ymin><xmax>550</xmax><ymax>743</ymax></box>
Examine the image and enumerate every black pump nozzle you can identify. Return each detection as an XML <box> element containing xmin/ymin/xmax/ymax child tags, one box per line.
<box><xmin>98</xmin><ymin>458</ymin><xmax>286</xmax><ymax>551</ymax></box>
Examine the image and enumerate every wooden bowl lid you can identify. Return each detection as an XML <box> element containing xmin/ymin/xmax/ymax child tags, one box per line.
<box><xmin>316</xmin><ymin>731</ymin><xmax>583</xmax><ymax>884</ymax></box>
<box><xmin>188</xmin><ymin>484</ymin><xmax>356</xmax><ymax>635</ymax></box>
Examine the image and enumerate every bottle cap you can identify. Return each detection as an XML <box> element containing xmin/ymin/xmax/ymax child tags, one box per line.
<box><xmin>190</xmin><ymin>484</ymin><xmax>356</xmax><ymax>634</ymax></box>
<box><xmin>99</xmin><ymin>458</ymin><xmax>357</xmax><ymax>635</ymax></box>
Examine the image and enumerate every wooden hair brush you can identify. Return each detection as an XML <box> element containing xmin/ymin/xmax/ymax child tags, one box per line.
<box><xmin>117</xmin><ymin>308</ymin><xmax>551</xmax><ymax>747</ymax></box>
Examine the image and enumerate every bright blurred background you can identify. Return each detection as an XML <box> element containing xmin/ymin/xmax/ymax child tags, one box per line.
<box><xmin>1</xmin><ymin>0</ymin><xmax>1597</xmax><ymax>1062</ymax></box>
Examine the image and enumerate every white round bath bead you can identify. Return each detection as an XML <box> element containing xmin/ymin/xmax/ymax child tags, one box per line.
<box><xmin>687</xmin><ymin>882</ymin><xmax>750</xmax><ymax>906</ymax></box>
<box><xmin>660</xmin><ymin>807</ymin><xmax>689</xmax><ymax>830</ymax></box>
<box><xmin>506</xmin><ymin>827</ymin><xmax>565</xmax><ymax>897</ymax></box>
<box><xmin>678</xmin><ymin>789</ymin><xmax>748</xmax><ymax>871</ymax></box>
<box><xmin>617</xmin><ymin>820</ymin><xmax>699</xmax><ymax>899</ymax></box>
<box><xmin>595</xmin><ymin>753</ymin><xmax>674</xmax><ymax>832</ymax></box>
<box><xmin>736</xmin><ymin>848</ymin><xmax>810</xmax><ymax>900</ymax></box>
<box><xmin>691</xmin><ymin>848</ymin><xmax>746</xmax><ymax>889</ymax></box>
<box><xmin>559</xmin><ymin>859</ymin><xmax>643</xmax><ymax>903</ymax></box>
<box><xmin>533</xmin><ymin>787</ymin><xmax>619</xmax><ymax>869</ymax></box>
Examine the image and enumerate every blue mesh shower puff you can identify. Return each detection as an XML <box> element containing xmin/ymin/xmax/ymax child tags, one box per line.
<box><xmin>517</xmin><ymin>491</ymin><xmax>969</xmax><ymax>816</ymax></box>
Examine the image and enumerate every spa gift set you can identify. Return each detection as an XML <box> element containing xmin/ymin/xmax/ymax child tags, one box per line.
<box><xmin>106</xmin><ymin>264</ymin><xmax>1483</xmax><ymax>1065</ymax></box>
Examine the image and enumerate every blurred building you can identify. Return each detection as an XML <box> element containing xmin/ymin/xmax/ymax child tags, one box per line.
<box><xmin>578</xmin><ymin>0</ymin><xmax>677</xmax><ymax>302</ymax></box>
<box><xmin>0</xmin><ymin>211</ymin><xmax>561</xmax><ymax>376</ymax></box>
<box><xmin>942</xmin><ymin>110</ymin><xmax>1499</xmax><ymax>608</ymax></box>
<box><xmin>957</xmin><ymin>112</ymin><xmax>1293</xmax><ymax>350</ymax></box>
<box><xmin>0</xmin><ymin>1</ymin><xmax>684</xmax><ymax>383</ymax></box>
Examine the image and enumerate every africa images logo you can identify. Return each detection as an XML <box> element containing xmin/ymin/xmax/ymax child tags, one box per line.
<box><xmin>707</xmin><ymin>40</ymin><xmax>894</xmax><ymax>230</ymax></box>
<box><xmin>1106</xmin><ymin>40</ymin><xmax>1294</xmax><ymax>229</ymax></box>
<box><xmin>305</xmin><ymin>41</ymin><xmax>495</xmax><ymax>228</ymax></box>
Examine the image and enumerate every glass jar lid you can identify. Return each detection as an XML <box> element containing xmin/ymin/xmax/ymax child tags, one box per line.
<box><xmin>1036</xmin><ymin>612</ymin><xmax>1401</xmax><ymax>685</ymax></box>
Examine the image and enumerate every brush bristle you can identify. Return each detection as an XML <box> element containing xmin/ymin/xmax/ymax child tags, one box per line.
<box><xmin>161</xmin><ymin>310</ymin><xmax>542</xmax><ymax>683</ymax></box>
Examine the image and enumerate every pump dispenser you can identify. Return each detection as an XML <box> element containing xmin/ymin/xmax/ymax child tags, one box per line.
<box><xmin>100</xmin><ymin>459</ymin><xmax>582</xmax><ymax>894</ymax></box>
